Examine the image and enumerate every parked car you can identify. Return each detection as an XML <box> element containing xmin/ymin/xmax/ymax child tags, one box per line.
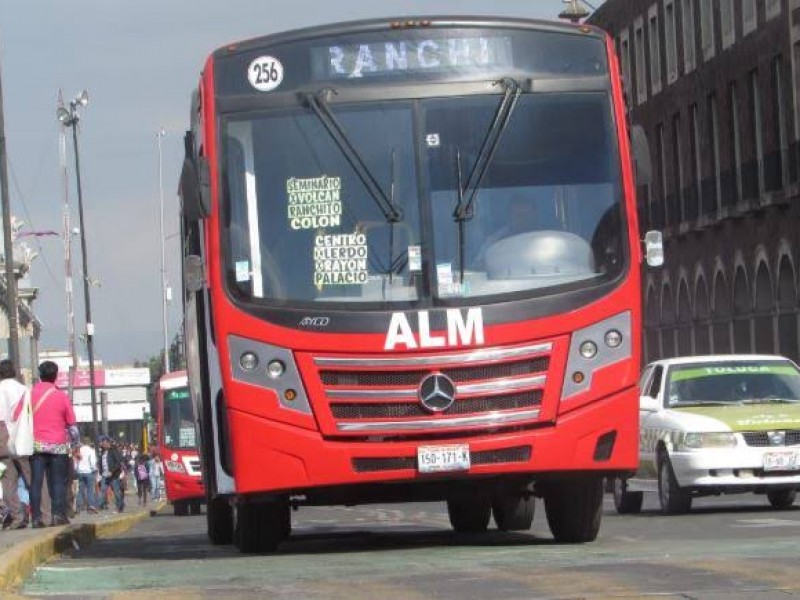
<box><xmin>614</xmin><ymin>354</ymin><xmax>800</xmax><ymax>514</ymax></box>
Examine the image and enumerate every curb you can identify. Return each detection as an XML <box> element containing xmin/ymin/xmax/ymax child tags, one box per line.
<box><xmin>0</xmin><ymin>501</ymin><xmax>166</xmax><ymax>592</ymax></box>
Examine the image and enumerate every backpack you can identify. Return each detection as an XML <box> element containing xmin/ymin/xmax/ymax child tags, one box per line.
<box><xmin>136</xmin><ymin>463</ymin><xmax>149</xmax><ymax>481</ymax></box>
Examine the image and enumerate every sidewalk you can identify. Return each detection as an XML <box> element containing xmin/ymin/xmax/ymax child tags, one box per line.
<box><xmin>0</xmin><ymin>490</ymin><xmax>165</xmax><ymax>592</ymax></box>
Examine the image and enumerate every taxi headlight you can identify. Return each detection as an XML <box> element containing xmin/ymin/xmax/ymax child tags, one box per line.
<box><xmin>682</xmin><ymin>432</ymin><xmax>737</xmax><ymax>449</ymax></box>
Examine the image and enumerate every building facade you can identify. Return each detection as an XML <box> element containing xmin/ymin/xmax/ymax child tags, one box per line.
<box><xmin>589</xmin><ymin>0</ymin><xmax>800</xmax><ymax>364</ymax></box>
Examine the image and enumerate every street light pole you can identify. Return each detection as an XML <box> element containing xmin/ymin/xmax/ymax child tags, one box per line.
<box><xmin>0</xmin><ymin>52</ymin><xmax>20</xmax><ymax>367</ymax></box>
<box><xmin>57</xmin><ymin>91</ymin><xmax>100</xmax><ymax>441</ymax></box>
<box><xmin>157</xmin><ymin>128</ymin><xmax>170</xmax><ymax>374</ymax></box>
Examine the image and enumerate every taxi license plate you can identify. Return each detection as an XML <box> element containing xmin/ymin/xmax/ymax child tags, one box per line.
<box><xmin>764</xmin><ymin>451</ymin><xmax>800</xmax><ymax>471</ymax></box>
<box><xmin>417</xmin><ymin>445</ymin><xmax>470</xmax><ymax>473</ymax></box>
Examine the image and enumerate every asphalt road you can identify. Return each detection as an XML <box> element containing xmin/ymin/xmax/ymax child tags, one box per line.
<box><xmin>19</xmin><ymin>492</ymin><xmax>800</xmax><ymax>599</ymax></box>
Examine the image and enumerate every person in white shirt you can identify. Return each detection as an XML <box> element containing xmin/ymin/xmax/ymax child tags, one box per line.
<box><xmin>75</xmin><ymin>438</ymin><xmax>99</xmax><ymax>513</ymax></box>
<box><xmin>0</xmin><ymin>359</ymin><xmax>31</xmax><ymax>528</ymax></box>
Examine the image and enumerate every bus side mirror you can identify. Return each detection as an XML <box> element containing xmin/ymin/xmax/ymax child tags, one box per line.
<box><xmin>644</xmin><ymin>230</ymin><xmax>664</xmax><ymax>267</ymax></box>
<box><xmin>180</xmin><ymin>157</ymin><xmax>211</xmax><ymax>220</ymax></box>
<box><xmin>185</xmin><ymin>254</ymin><xmax>205</xmax><ymax>292</ymax></box>
<box><xmin>631</xmin><ymin>125</ymin><xmax>652</xmax><ymax>187</ymax></box>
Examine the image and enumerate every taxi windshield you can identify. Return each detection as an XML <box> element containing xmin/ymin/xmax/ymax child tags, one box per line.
<box><xmin>666</xmin><ymin>361</ymin><xmax>800</xmax><ymax>406</ymax></box>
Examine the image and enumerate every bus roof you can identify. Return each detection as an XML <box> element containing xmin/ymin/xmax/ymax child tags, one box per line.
<box><xmin>212</xmin><ymin>15</ymin><xmax>605</xmax><ymax>59</ymax></box>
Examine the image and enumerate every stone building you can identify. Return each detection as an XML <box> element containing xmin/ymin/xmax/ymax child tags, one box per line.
<box><xmin>589</xmin><ymin>0</ymin><xmax>800</xmax><ymax>363</ymax></box>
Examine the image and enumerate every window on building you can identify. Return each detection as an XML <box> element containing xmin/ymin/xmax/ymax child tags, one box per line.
<box><xmin>700</xmin><ymin>0</ymin><xmax>715</xmax><ymax>61</ymax></box>
<box><xmin>620</xmin><ymin>29</ymin><xmax>632</xmax><ymax>106</ymax></box>
<box><xmin>729</xmin><ymin>82</ymin><xmax>743</xmax><ymax>205</ymax></box>
<box><xmin>665</xmin><ymin>0</ymin><xmax>678</xmax><ymax>83</ymax></box>
<box><xmin>672</xmin><ymin>113</ymin><xmax>685</xmax><ymax>223</ymax></box>
<box><xmin>742</xmin><ymin>0</ymin><xmax>757</xmax><ymax>35</ymax></box>
<box><xmin>750</xmin><ymin>69</ymin><xmax>764</xmax><ymax>198</ymax></box>
<box><xmin>649</xmin><ymin>4</ymin><xmax>663</xmax><ymax>95</ymax></box>
<box><xmin>708</xmin><ymin>93</ymin><xmax>721</xmax><ymax>215</ymax></box>
<box><xmin>771</xmin><ymin>55</ymin><xmax>788</xmax><ymax>190</ymax></box>
<box><xmin>690</xmin><ymin>103</ymin><xmax>703</xmax><ymax>219</ymax></box>
<box><xmin>634</xmin><ymin>17</ymin><xmax>648</xmax><ymax>105</ymax></box>
<box><xmin>766</xmin><ymin>0</ymin><xmax>781</xmax><ymax>20</ymax></box>
<box><xmin>721</xmin><ymin>0</ymin><xmax>735</xmax><ymax>49</ymax></box>
<box><xmin>682</xmin><ymin>0</ymin><xmax>697</xmax><ymax>73</ymax></box>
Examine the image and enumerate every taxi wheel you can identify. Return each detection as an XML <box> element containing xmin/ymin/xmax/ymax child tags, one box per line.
<box><xmin>207</xmin><ymin>497</ymin><xmax>233</xmax><ymax>545</ymax></box>
<box><xmin>612</xmin><ymin>477</ymin><xmax>643</xmax><ymax>514</ymax></box>
<box><xmin>657</xmin><ymin>454</ymin><xmax>692</xmax><ymax>514</ymax></box>
<box><xmin>767</xmin><ymin>489</ymin><xmax>796</xmax><ymax>509</ymax></box>
<box><xmin>492</xmin><ymin>493</ymin><xmax>534</xmax><ymax>531</ymax></box>
<box><xmin>447</xmin><ymin>496</ymin><xmax>491</xmax><ymax>533</ymax></box>
<box><xmin>544</xmin><ymin>477</ymin><xmax>603</xmax><ymax>543</ymax></box>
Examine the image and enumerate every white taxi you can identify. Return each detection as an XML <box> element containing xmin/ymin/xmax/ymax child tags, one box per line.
<box><xmin>614</xmin><ymin>354</ymin><xmax>800</xmax><ymax>514</ymax></box>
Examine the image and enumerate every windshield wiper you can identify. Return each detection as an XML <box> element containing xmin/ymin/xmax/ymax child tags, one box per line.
<box><xmin>673</xmin><ymin>401</ymin><xmax>743</xmax><ymax>407</ymax></box>
<box><xmin>303</xmin><ymin>89</ymin><xmax>402</xmax><ymax>224</ymax></box>
<box><xmin>452</xmin><ymin>78</ymin><xmax>521</xmax><ymax>283</ymax></box>
<box><xmin>742</xmin><ymin>398</ymin><xmax>800</xmax><ymax>404</ymax></box>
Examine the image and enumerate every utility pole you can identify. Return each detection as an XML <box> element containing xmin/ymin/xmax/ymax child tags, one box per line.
<box><xmin>58</xmin><ymin>92</ymin><xmax>78</xmax><ymax>401</ymax></box>
<box><xmin>0</xmin><ymin>47</ymin><xmax>20</xmax><ymax>367</ymax></box>
<box><xmin>157</xmin><ymin>129</ymin><xmax>170</xmax><ymax>373</ymax></box>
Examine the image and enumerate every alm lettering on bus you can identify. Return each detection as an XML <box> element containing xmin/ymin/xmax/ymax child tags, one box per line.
<box><xmin>385</xmin><ymin>308</ymin><xmax>484</xmax><ymax>350</ymax></box>
<box><xmin>329</xmin><ymin>38</ymin><xmax>493</xmax><ymax>79</ymax></box>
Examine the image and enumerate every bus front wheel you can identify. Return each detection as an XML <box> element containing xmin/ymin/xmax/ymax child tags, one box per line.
<box><xmin>207</xmin><ymin>497</ymin><xmax>233</xmax><ymax>545</ymax></box>
<box><xmin>543</xmin><ymin>477</ymin><xmax>603</xmax><ymax>543</ymax></box>
<box><xmin>234</xmin><ymin>500</ymin><xmax>290</xmax><ymax>554</ymax></box>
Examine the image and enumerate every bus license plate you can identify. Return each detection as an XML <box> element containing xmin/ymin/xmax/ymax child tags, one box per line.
<box><xmin>764</xmin><ymin>451</ymin><xmax>800</xmax><ymax>471</ymax></box>
<box><xmin>417</xmin><ymin>445</ymin><xmax>470</xmax><ymax>473</ymax></box>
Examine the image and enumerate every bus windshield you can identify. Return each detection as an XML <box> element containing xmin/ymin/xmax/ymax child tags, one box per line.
<box><xmin>162</xmin><ymin>387</ymin><xmax>196</xmax><ymax>449</ymax></box>
<box><xmin>221</xmin><ymin>29</ymin><xmax>623</xmax><ymax>309</ymax></box>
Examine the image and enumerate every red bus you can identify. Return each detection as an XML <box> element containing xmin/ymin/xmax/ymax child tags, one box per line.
<box><xmin>155</xmin><ymin>371</ymin><xmax>205</xmax><ymax>515</ymax></box>
<box><xmin>179</xmin><ymin>16</ymin><xmax>659</xmax><ymax>553</ymax></box>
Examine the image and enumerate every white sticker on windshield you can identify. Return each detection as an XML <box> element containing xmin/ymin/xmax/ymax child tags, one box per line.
<box><xmin>314</xmin><ymin>231</ymin><xmax>369</xmax><ymax>288</ymax></box>
<box><xmin>426</xmin><ymin>133</ymin><xmax>440</xmax><ymax>147</ymax></box>
<box><xmin>408</xmin><ymin>245</ymin><xmax>422</xmax><ymax>272</ymax></box>
<box><xmin>287</xmin><ymin>175</ymin><xmax>342</xmax><ymax>230</ymax></box>
<box><xmin>235</xmin><ymin>260</ymin><xmax>250</xmax><ymax>282</ymax></box>
<box><xmin>247</xmin><ymin>56</ymin><xmax>284</xmax><ymax>92</ymax></box>
<box><xmin>179</xmin><ymin>427</ymin><xmax>196</xmax><ymax>447</ymax></box>
<box><xmin>437</xmin><ymin>263</ymin><xmax>453</xmax><ymax>286</ymax></box>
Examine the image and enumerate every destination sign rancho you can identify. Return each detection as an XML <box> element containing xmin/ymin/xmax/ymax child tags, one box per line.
<box><xmin>311</xmin><ymin>36</ymin><xmax>513</xmax><ymax>80</ymax></box>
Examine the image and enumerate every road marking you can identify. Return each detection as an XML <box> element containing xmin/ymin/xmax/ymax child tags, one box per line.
<box><xmin>733</xmin><ymin>518</ymin><xmax>800</xmax><ymax>528</ymax></box>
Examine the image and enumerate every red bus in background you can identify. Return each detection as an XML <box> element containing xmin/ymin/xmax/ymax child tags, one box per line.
<box><xmin>156</xmin><ymin>371</ymin><xmax>205</xmax><ymax>515</ymax></box>
<box><xmin>180</xmin><ymin>16</ymin><xmax>660</xmax><ymax>553</ymax></box>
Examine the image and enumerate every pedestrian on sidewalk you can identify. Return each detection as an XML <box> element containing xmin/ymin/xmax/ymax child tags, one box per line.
<box><xmin>75</xmin><ymin>437</ymin><xmax>99</xmax><ymax>514</ymax></box>
<box><xmin>149</xmin><ymin>453</ymin><xmax>164</xmax><ymax>501</ymax></box>
<box><xmin>0</xmin><ymin>359</ymin><xmax>31</xmax><ymax>529</ymax></box>
<box><xmin>135</xmin><ymin>454</ymin><xmax>150</xmax><ymax>506</ymax></box>
<box><xmin>98</xmin><ymin>436</ymin><xmax>124</xmax><ymax>513</ymax></box>
<box><xmin>29</xmin><ymin>361</ymin><xmax>79</xmax><ymax>528</ymax></box>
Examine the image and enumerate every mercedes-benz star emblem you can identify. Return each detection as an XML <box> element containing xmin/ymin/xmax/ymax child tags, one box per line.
<box><xmin>418</xmin><ymin>373</ymin><xmax>456</xmax><ymax>413</ymax></box>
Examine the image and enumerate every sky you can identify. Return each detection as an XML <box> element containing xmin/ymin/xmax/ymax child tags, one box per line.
<box><xmin>0</xmin><ymin>0</ymin><xmax>599</xmax><ymax>366</ymax></box>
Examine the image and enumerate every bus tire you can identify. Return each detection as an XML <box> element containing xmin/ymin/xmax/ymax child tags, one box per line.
<box><xmin>544</xmin><ymin>477</ymin><xmax>603</xmax><ymax>543</ymax></box>
<box><xmin>492</xmin><ymin>494</ymin><xmax>534</xmax><ymax>531</ymax></box>
<box><xmin>767</xmin><ymin>489</ymin><xmax>796</xmax><ymax>509</ymax></box>
<box><xmin>447</xmin><ymin>496</ymin><xmax>491</xmax><ymax>533</ymax></box>
<box><xmin>612</xmin><ymin>476</ymin><xmax>643</xmax><ymax>514</ymax></box>
<box><xmin>207</xmin><ymin>497</ymin><xmax>233</xmax><ymax>545</ymax></box>
<box><xmin>190</xmin><ymin>501</ymin><xmax>202</xmax><ymax>515</ymax></box>
<box><xmin>173</xmin><ymin>501</ymin><xmax>189</xmax><ymax>517</ymax></box>
<box><xmin>657</xmin><ymin>453</ymin><xmax>692</xmax><ymax>514</ymax></box>
<box><xmin>234</xmin><ymin>501</ymin><xmax>289</xmax><ymax>554</ymax></box>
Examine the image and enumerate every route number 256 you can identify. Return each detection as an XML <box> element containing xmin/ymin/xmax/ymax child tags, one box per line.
<box><xmin>248</xmin><ymin>56</ymin><xmax>284</xmax><ymax>92</ymax></box>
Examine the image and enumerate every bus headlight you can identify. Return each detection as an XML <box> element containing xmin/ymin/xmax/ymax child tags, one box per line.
<box><xmin>240</xmin><ymin>352</ymin><xmax>259</xmax><ymax>371</ymax></box>
<box><xmin>579</xmin><ymin>341</ymin><xmax>598</xmax><ymax>359</ymax></box>
<box><xmin>267</xmin><ymin>360</ymin><xmax>285</xmax><ymax>379</ymax></box>
<box><xmin>604</xmin><ymin>329</ymin><xmax>623</xmax><ymax>348</ymax></box>
<box><xmin>682</xmin><ymin>432</ymin><xmax>737</xmax><ymax>449</ymax></box>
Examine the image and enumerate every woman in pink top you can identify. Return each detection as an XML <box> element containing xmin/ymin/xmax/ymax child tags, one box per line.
<box><xmin>29</xmin><ymin>361</ymin><xmax>77</xmax><ymax>527</ymax></box>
